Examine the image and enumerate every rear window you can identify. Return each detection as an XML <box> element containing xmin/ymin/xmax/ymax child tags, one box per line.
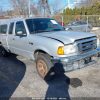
<box><xmin>0</xmin><ymin>24</ymin><xmax>7</xmax><ymax>34</ymax></box>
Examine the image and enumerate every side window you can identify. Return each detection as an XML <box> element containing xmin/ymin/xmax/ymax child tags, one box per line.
<box><xmin>26</xmin><ymin>19</ymin><xmax>35</xmax><ymax>34</ymax></box>
<box><xmin>9</xmin><ymin>22</ymin><xmax>14</xmax><ymax>34</ymax></box>
<box><xmin>15</xmin><ymin>21</ymin><xmax>26</xmax><ymax>36</ymax></box>
<box><xmin>0</xmin><ymin>25</ymin><xmax>7</xmax><ymax>34</ymax></box>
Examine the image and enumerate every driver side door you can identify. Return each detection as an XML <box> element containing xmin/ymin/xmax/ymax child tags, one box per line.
<box><xmin>12</xmin><ymin>21</ymin><xmax>31</xmax><ymax>58</ymax></box>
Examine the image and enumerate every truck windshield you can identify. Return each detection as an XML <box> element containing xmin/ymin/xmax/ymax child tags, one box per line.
<box><xmin>26</xmin><ymin>18</ymin><xmax>64</xmax><ymax>34</ymax></box>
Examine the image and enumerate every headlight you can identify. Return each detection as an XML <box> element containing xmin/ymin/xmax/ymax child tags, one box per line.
<box><xmin>64</xmin><ymin>44</ymin><xmax>77</xmax><ymax>55</ymax></box>
<box><xmin>57</xmin><ymin>44</ymin><xmax>77</xmax><ymax>55</ymax></box>
<box><xmin>57</xmin><ymin>46</ymin><xmax>64</xmax><ymax>55</ymax></box>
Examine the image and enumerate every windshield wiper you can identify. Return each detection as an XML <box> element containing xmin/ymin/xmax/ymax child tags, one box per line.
<box><xmin>34</xmin><ymin>29</ymin><xmax>63</xmax><ymax>33</ymax></box>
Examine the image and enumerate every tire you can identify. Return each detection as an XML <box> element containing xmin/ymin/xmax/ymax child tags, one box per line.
<box><xmin>36</xmin><ymin>53</ymin><xmax>53</xmax><ymax>79</ymax></box>
<box><xmin>0</xmin><ymin>46</ymin><xmax>9</xmax><ymax>57</ymax></box>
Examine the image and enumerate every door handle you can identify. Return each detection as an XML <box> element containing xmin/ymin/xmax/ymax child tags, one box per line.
<box><xmin>29</xmin><ymin>42</ymin><xmax>33</xmax><ymax>45</ymax></box>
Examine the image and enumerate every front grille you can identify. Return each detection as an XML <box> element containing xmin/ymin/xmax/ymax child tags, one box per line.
<box><xmin>77</xmin><ymin>38</ymin><xmax>97</xmax><ymax>53</ymax></box>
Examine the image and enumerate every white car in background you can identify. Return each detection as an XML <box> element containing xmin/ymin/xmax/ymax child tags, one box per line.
<box><xmin>65</xmin><ymin>21</ymin><xmax>92</xmax><ymax>32</ymax></box>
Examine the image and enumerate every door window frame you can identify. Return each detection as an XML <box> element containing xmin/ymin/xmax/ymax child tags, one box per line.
<box><xmin>15</xmin><ymin>21</ymin><xmax>27</xmax><ymax>36</ymax></box>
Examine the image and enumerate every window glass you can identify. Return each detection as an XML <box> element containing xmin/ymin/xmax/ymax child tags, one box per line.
<box><xmin>26</xmin><ymin>18</ymin><xmax>64</xmax><ymax>34</ymax></box>
<box><xmin>9</xmin><ymin>22</ymin><xmax>14</xmax><ymax>34</ymax></box>
<box><xmin>0</xmin><ymin>25</ymin><xmax>7</xmax><ymax>34</ymax></box>
<box><xmin>80</xmin><ymin>21</ymin><xmax>87</xmax><ymax>25</ymax></box>
<box><xmin>15</xmin><ymin>21</ymin><xmax>26</xmax><ymax>35</ymax></box>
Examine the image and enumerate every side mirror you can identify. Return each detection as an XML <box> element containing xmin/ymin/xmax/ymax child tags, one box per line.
<box><xmin>16</xmin><ymin>31</ymin><xmax>27</xmax><ymax>37</ymax></box>
<box><xmin>17</xmin><ymin>31</ymin><xmax>23</xmax><ymax>35</ymax></box>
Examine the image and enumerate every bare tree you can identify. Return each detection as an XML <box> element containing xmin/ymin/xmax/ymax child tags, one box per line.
<box><xmin>11</xmin><ymin>0</ymin><xmax>29</xmax><ymax>17</ymax></box>
<box><xmin>30</xmin><ymin>4</ymin><xmax>40</xmax><ymax>16</ymax></box>
<box><xmin>11</xmin><ymin>0</ymin><xmax>51</xmax><ymax>17</ymax></box>
<box><xmin>38</xmin><ymin>0</ymin><xmax>51</xmax><ymax>16</ymax></box>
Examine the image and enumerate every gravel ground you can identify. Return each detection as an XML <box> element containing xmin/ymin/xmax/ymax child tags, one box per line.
<box><xmin>0</xmin><ymin>29</ymin><xmax>100</xmax><ymax>99</ymax></box>
<box><xmin>0</xmin><ymin>54</ymin><xmax>100</xmax><ymax>99</ymax></box>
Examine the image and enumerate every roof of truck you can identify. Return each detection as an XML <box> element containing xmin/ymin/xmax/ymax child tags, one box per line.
<box><xmin>0</xmin><ymin>17</ymin><xmax>52</xmax><ymax>25</ymax></box>
<box><xmin>0</xmin><ymin>19</ymin><xmax>9</xmax><ymax>24</ymax></box>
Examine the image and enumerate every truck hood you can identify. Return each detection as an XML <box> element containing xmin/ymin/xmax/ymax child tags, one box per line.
<box><xmin>37</xmin><ymin>31</ymin><xmax>96</xmax><ymax>44</ymax></box>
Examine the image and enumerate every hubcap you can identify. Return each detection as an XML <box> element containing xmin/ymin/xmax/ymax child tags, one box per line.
<box><xmin>37</xmin><ymin>60</ymin><xmax>48</xmax><ymax>78</ymax></box>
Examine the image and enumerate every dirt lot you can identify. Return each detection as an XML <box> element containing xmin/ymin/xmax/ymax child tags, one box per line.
<box><xmin>0</xmin><ymin>54</ymin><xmax>100</xmax><ymax>99</ymax></box>
<box><xmin>0</xmin><ymin>29</ymin><xmax>100</xmax><ymax>99</ymax></box>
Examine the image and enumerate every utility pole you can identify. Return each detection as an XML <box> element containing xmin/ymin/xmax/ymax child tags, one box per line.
<box><xmin>43</xmin><ymin>5</ymin><xmax>45</xmax><ymax>17</ymax></box>
<box><xmin>28</xmin><ymin>0</ymin><xmax>31</xmax><ymax>17</ymax></box>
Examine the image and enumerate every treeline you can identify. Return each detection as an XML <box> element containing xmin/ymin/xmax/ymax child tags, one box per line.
<box><xmin>62</xmin><ymin>2</ymin><xmax>100</xmax><ymax>26</ymax></box>
<box><xmin>63</xmin><ymin>2</ymin><xmax>100</xmax><ymax>15</ymax></box>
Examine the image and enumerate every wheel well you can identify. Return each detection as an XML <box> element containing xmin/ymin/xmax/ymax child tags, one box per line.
<box><xmin>0</xmin><ymin>42</ymin><xmax>2</xmax><ymax>46</ymax></box>
<box><xmin>34</xmin><ymin>50</ymin><xmax>51</xmax><ymax>59</ymax></box>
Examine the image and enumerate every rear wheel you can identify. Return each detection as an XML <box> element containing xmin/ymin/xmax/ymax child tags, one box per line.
<box><xmin>36</xmin><ymin>53</ymin><xmax>53</xmax><ymax>79</ymax></box>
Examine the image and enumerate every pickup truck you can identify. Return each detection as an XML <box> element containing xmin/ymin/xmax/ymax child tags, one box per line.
<box><xmin>0</xmin><ymin>17</ymin><xmax>100</xmax><ymax>79</ymax></box>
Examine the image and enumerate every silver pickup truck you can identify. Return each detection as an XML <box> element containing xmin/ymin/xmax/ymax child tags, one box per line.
<box><xmin>0</xmin><ymin>17</ymin><xmax>100</xmax><ymax>78</ymax></box>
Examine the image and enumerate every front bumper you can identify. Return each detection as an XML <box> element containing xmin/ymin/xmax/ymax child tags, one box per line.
<box><xmin>52</xmin><ymin>48</ymin><xmax>100</xmax><ymax>72</ymax></box>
